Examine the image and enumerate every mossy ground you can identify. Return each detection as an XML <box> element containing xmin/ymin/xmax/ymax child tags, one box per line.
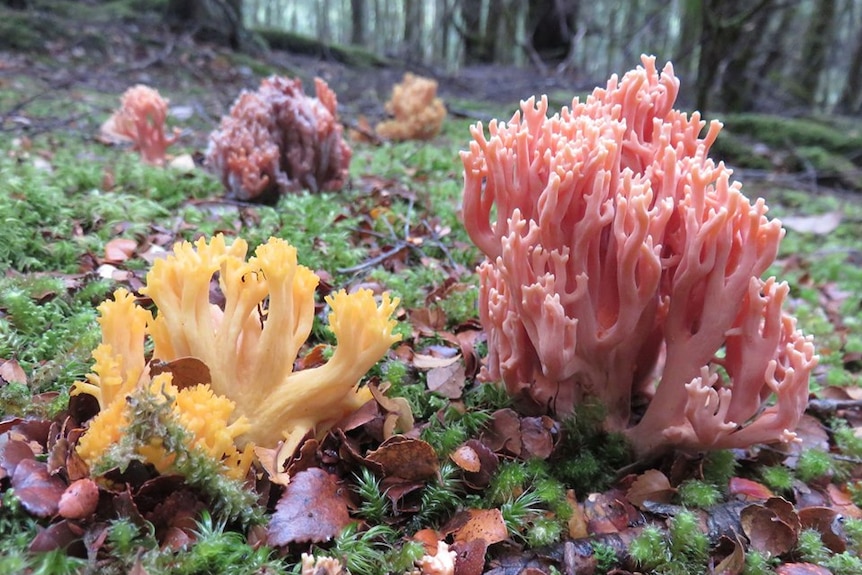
<box><xmin>2</xmin><ymin>5</ymin><xmax>862</xmax><ymax>574</ymax></box>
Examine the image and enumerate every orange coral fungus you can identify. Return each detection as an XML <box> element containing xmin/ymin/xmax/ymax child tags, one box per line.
<box><xmin>206</xmin><ymin>76</ymin><xmax>352</xmax><ymax>200</ymax></box>
<box><xmin>461</xmin><ymin>55</ymin><xmax>817</xmax><ymax>457</ymax></box>
<box><xmin>101</xmin><ymin>85</ymin><xmax>178</xmax><ymax>165</ymax></box>
<box><xmin>376</xmin><ymin>73</ymin><xmax>447</xmax><ymax>141</ymax></box>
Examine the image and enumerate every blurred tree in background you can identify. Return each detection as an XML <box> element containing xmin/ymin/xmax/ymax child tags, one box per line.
<box><xmin>236</xmin><ymin>0</ymin><xmax>860</xmax><ymax>114</ymax></box>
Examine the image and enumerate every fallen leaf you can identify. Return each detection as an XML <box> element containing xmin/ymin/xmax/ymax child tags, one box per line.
<box><xmin>11</xmin><ymin>458</ymin><xmax>67</xmax><ymax>517</ymax></box>
<box><xmin>104</xmin><ymin>237</ymin><xmax>138</xmax><ymax>263</ymax></box>
<box><xmin>729</xmin><ymin>477</ymin><xmax>774</xmax><ymax>500</ymax></box>
<box><xmin>268</xmin><ymin>468</ymin><xmax>352</xmax><ymax>545</ymax></box>
<box><xmin>0</xmin><ymin>358</ymin><xmax>27</xmax><ymax>385</ymax></box>
<box><xmin>775</xmin><ymin>564</ymin><xmax>832</xmax><ymax>575</ymax></box>
<box><xmin>740</xmin><ymin>500</ymin><xmax>798</xmax><ymax>556</ymax></box>
<box><xmin>149</xmin><ymin>357</ymin><xmax>211</xmax><ymax>389</ymax></box>
<box><xmin>519</xmin><ymin>416</ymin><xmax>556</xmax><ymax>459</ymax></box>
<box><xmin>781</xmin><ymin>211</ymin><xmax>843</xmax><ymax>235</ymax></box>
<box><xmin>413</xmin><ymin>353</ymin><xmax>460</xmax><ymax>369</ymax></box>
<box><xmin>626</xmin><ymin>469</ymin><xmax>676</xmax><ymax>509</ymax></box>
<box><xmin>713</xmin><ymin>533</ymin><xmax>746</xmax><ymax>575</ymax></box>
<box><xmin>798</xmin><ymin>507</ymin><xmax>844</xmax><ymax>553</ymax></box>
<box><xmin>58</xmin><ymin>478</ymin><xmax>100</xmax><ymax>519</ymax></box>
<box><xmin>426</xmin><ymin>361</ymin><xmax>466</xmax><ymax>399</ymax></box>
<box><xmin>365</xmin><ymin>436</ymin><xmax>439</xmax><ymax>481</ymax></box>
<box><xmin>451</xmin><ymin>444</ymin><xmax>481</xmax><ymax>472</ymax></box>
<box><xmin>453</xmin><ymin>508</ymin><xmax>508</xmax><ymax>545</ymax></box>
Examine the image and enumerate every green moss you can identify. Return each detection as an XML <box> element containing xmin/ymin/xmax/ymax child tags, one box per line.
<box><xmin>629</xmin><ymin>512</ymin><xmax>708</xmax><ymax>574</ymax></box>
<box><xmin>758</xmin><ymin>465</ymin><xmax>794</xmax><ymax>494</ymax></box>
<box><xmin>551</xmin><ymin>402</ymin><xmax>633</xmax><ymax>495</ymax></box>
<box><xmin>720</xmin><ymin>114</ymin><xmax>862</xmax><ymax>156</ymax></box>
<box><xmin>795</xmin><ymin>449</ymin><xmax>834</xmax><ymax>482</ymax></box>
<box><xmin>677</xmin><ymin>480</ymin><xmax>722</xmax><ymax>508</ymax></box>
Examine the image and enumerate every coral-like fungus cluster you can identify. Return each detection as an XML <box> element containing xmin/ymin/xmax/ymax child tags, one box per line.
<box><xmin>73</xmin><ymin>235</ymin><xmax>401</xmax><ymax>478</ymax></box>
<box><xmin>206</xmin><ymin>76</ymin><xmax>352</xmax><ymax>201</ymax></box>
<box><xmin>376</xmin><ymin>73</ymin><xmax>447</xmax><ymax>141</ymax></box>
<box><xmin>100</xmin><ymin>85</ymin><xmax>178</xmax><ymax>166</ymax></box>
<box><xmin>461</xmin><ymin>56</ymin><xmax>817</xmax><ymax>457</ymax></box>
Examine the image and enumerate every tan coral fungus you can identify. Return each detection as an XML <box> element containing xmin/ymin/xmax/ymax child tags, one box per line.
<box><xmin>376</xmin><ymin>73</ymin><xmax>447</xmax><ymax>141</ymax></box>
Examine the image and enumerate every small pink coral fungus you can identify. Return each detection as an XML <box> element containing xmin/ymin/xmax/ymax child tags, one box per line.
<box><xmin>101</xmin><ymin>85</ymin><xmax>178</xmax><ymax>166</ymax></box>
<box><xmin>206</xmin><ymin>76</ymin><xmax>352</xmax><ymax>201</ymax></box>
<box><xmin>461</xmin><ymin>55</ymin><xmax>817</xmax><ymax>457</ymax></box>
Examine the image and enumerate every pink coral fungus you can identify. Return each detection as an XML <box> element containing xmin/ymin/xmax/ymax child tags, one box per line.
<box><xmin>101</xmin><ymin>85</ymin><xmax>178</xmax><ymax>166</ymax></box>
<box><xmin>461</xmin><ymin>55</ymin><xmax>817</xmax><ymax>457</ymax></box>
<box><xmin>206</xmin><ymin>76</ymin><xmax>352</xmax><ymax>201</ymax></box>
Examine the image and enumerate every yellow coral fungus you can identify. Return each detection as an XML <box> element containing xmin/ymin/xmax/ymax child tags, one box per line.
<box><xmin>71</xmin><ymin>289</ymin><xmax>151</xmax><ymax>407</ymax></box>
<box><xmin>75</xmin><ymin>234</ymin><xmax>403</xmax><ymax>481</ymax></box>
<box><xmin>142</xmin><ymin>234</ymin><xmax>402</xmax><ymax>455</ymax></box>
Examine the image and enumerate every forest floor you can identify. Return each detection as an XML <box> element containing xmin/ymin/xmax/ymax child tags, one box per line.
<box><xmin>3</xmin><ymin>4</ymin><xmax>862</xmax><ymax>575</ymax></box>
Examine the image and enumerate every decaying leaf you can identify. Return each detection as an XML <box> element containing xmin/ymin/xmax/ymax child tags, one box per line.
<box><xmin>626</xmin><ymin>469</ymin><xmax>676</xmax><ymax>510</ymax></box>
<box><xmin>268</xmin><ymin>468</ymin><xmax>351</xmax><ymax>546</ymax></box>
<box><xmin>58</xmin><ymin>478</ymin><xmax>100</xmax><ymax>519</ymax></box>
<box><xmin>365</xmin><ymin>436</ymin><xmax>438</xmax><ymax>481</ymax></box>
<box><xmin>451</xmin><ymin>508</ymin><xmax>509</xmax><ymax>545</ymax></box>
<box><xmin>11</xmin><ymin>458</ymin><xmax>67</xmax><ymax>517</ymax></box>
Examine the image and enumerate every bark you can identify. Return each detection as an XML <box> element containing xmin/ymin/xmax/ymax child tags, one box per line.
<box><xmin>165</xmin><ymin>0</ymin><xmax>251</xmax><ymax>51</ymax></box>
<box><xmin>350</xmin><ymin>0</ymin><xmax>366</xmax><ymax>46</ymax></box>
<box><xmin>792</xmin><ymin>0</ymin><xmax>837</xmax><ymax>109</ymax></box>
<box><xmin>695</xmin><ymin>0</ymin><xmax>772</xmax><ymax>112</ymax></box>
<box><xmin>459</xmin><ymin>0</ymin><xmax>487</xmax><ymax>64</ymax></box>
<box><xmin>403</xmin><ymin>0</ymin><xmax>422</xmax><ymax>61</ymax></box>
<box><xmin>527</xmin><ymin>0</ymin><xmax>577</xmax><ymax>64</ymax></box>
<box><xmin>836</xmin><ymin>26</ymin><xmax>862</xmax><ymax>114</ymax></box>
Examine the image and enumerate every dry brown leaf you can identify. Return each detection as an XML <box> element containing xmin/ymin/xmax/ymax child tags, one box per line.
<box><xmin>775</xmin><ymin>564</ymin><xmax>832</xmax><ymax>575</ymax></box>
<box><xmin>626</xmin><ymin>469</ymin><xmax>676</xmax><ymax>509</ymax></box>
<box><xmin>450</xmin><ymin>444</ymin><xmax>481</xmax><ymax>473</ymax></box>
<box><xmin>0</xmin><ymin>358</ymin><xmax>27</xmax><ymax>385</ymax></box>
<box><xmin>740</xmin><ymin>501</ymin><xmax>798</xmax><ymax>556</ymax></box>
<box><xmin>453</xmin><ymin>508</ymin><xmax>508</xmax><ymax>545</ymax></box>
<box><xmin>149</xmin><ymin>356</ymin><xmax>212</xmax><ymax>389</ymax></box>
<box><xmin>11</xmin><ymin>458</ymin><xmax>67</xmax><ymax>517</ymax></box>
<box><xmin>729</xmin><ymin>477</ymin><xmax>775</xmax><ymax>501</ymax></box>
<box><xmin>104</xmin><ymin>237</ymin><xmax>138</xmax><ymax>263</ymax></box>
<box><xmin>566</xmin><ymin>489</ymin><xmax>589</xmax><ymax>539</ymax></box>
<box><xmin>426</xmin><ymin>362</ymin><xmax>466</xmax><ymax>399</ymax></box>
<box><xmin>58</xmin><ymin>478</ymin><xmax>100</xmax><ymax>519</ymax></box>
<box><xmin>365</xmin><ymin>436</ymin><xmax>438</xmax><ymax>481</ymax></box>
<box><xmin>413</xmin><ymin>353</ymin><xmax>460</xmax><ymax>369</ymax></box>
<box><xmin>268</xmin><ymin>468</ymin><xmax>352</xmax><ymax>546</ymax></box>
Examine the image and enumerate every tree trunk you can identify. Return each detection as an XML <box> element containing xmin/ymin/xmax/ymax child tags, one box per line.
<box><xmin>165</xmin><ymin>0</ymin><xmax>251</xmax><ymax>51</ymax></box>
<box><xmin>403</xmin><ymin>0</ymin><xmax>423</xmax><ymax>61</ymax></box>
<box><xmin>350</xmin><ymin>0</ymin><xmax>366</xmax><ymax>45</ymax></box>
<box><xmin>836</xmin><ymin>26</ymin><xmax>862</xmax><ymax>114</ymax></box>
<box><xmin>715</xmin><ymin>3</ymin><xmax>776</xmax><ymax>112</ymax></box>
<box><xmin>694</xmin><ymin>0</ymin><xmax>772</xmax><ymax>112</ymax></box>
<box><xmin>791</xmin><ymin>0</ymin><xmax>837</xmax><ymax>109</ymax></box>
<box><xmin>459</xmin><ymin>0</ymin><xmax>487</xmax><ymax>64</ymax></box>
<box><xmin>528</xmin><ymin>0</ymin><xmax>577</xmax><ymax>65</ymax></box>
